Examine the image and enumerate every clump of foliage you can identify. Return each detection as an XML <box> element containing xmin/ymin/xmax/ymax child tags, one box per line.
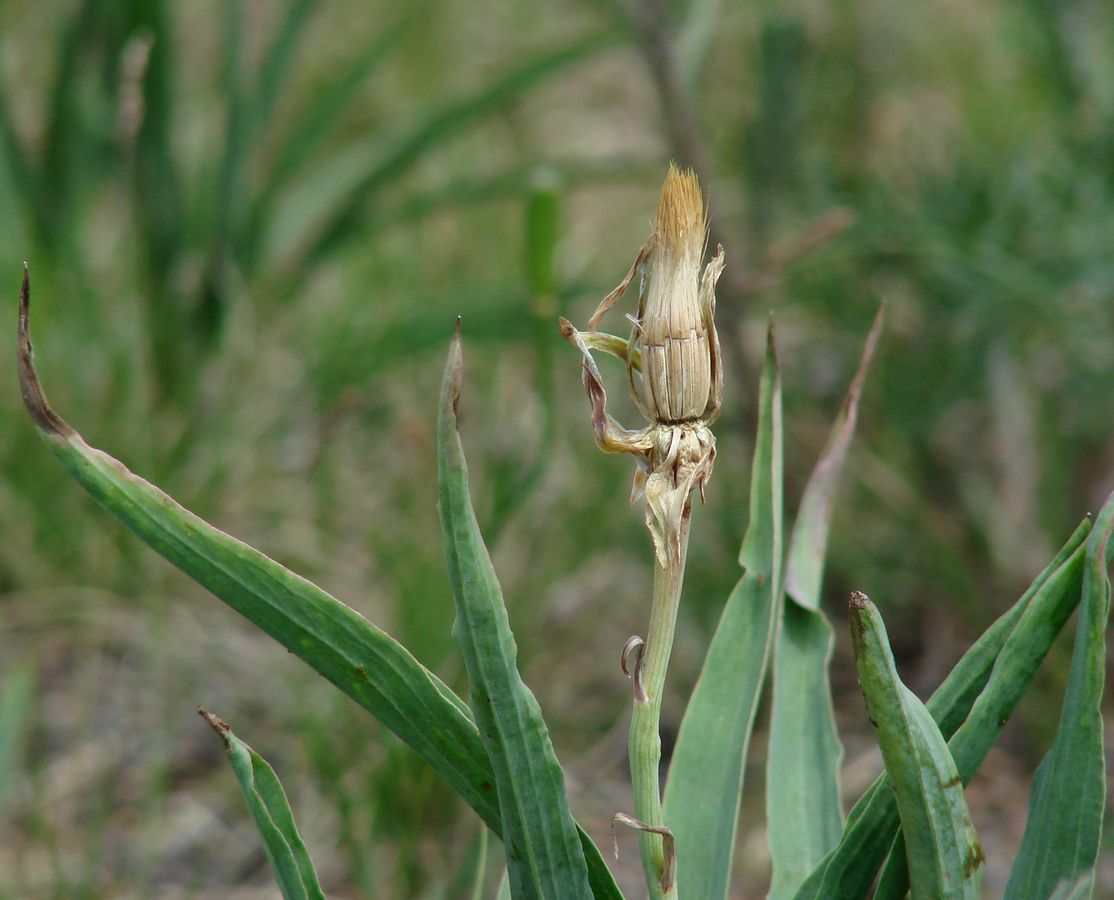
<box><xmin>18</xmin><ymin>164</ymin><xmax>1114</xmax><ymax>899</ymax></box>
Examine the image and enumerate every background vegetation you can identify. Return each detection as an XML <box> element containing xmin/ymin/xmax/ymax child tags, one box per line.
<box><xmin>1</xmin><ymin>0</ymin><xmax>1112</xmax><ymax>896</ymax></box>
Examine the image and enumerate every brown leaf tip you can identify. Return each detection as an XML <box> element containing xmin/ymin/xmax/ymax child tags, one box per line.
<box><xmin>654</xmin><ymin>163</ymin><xmax>705</xmax><ymax>261</ymax></box>
<box><xmin>848</xmin><ymin>590</ymin><xmax>871</xmax><ymax>612</ymax></box>
<box><xmin>17</xmin><ymin>265</ymin><xmax>73</xmax><ymax>439</ymax></box>
<box><xmin>443</xmin><ymin>322</ymin><xmax>465</xmax><ymax>418</ymax></box>
<box><xmin>198</xmin><ymin>707</ymin><xmax>233</xmax><ymax>746</ymax></box>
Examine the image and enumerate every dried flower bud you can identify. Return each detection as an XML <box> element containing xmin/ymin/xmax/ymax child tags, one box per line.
<box><xmin>638</xmin><ymin>166</ymin><xmax>715</xmax><ymax>423</ymax></box>
<box><xmin>562</xmin><ymin>165</ymin><xmax>725</xmax><ymax>565</ymax></box>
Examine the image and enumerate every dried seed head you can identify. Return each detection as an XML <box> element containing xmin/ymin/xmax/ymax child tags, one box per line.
<box><xmin>561</xmin><ymin>165</ymin><xmax>726</xmax><ymax>565</ymax></box>
<box><xmin>637</xmin><ymin>165</ymin><xmax>714</xmax><ymax>423</ymax></box>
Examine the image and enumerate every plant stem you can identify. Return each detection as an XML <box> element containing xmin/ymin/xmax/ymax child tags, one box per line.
<box><xmin>629</xmin><ymin>505</ymin><xmax>692</xmax><ymax>900</ymax></box>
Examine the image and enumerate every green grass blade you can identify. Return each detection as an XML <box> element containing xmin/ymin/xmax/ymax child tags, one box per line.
<box><xmin>210</xmin><ymin>0</ymin><xmax>248</xmax><ymax>293</ymax></box>
<box><xmin>282</xmin><ymin>30</ymin><xmax>620</xmax><ymax>287</ymax></box>
<box><xmin>437</xmin><ymin>324</ymin><xmax>593</xmax><ymax>900</ymax></box>
<box><xmin>16</xmin><ymin>271</ymin><xmax>623</xmax><ymax>900</ymax></box>
<box><xmin>793</xmin><ymin>516</ymin><xmax>1091</xmax><ymax>899</ymax></box>
<box><xmin>253</xmin><ymin>0</ymin><xmax>319</xmax><ymax>131</ymax></box>
<box><xmin>1004</xmin><ymin>490</ymin><xmax>1114</xmax><ymax>899</ymax></box>
<box><xmin>767</xmin><ymin>306</ymin><xmax>882</xmax><ymax>899</ymax></box>
<box><xmin>200</xmin><ymin>710</ymin><xmax>326</xmax><ymax>900</ymax></box>
<box><xmin>245</xmin><ymin>13</ymin><xmax>414</xmax><ymax>269</ymax></box>
<box><xmin>662</xmin><ymin>318</ymin><xmax>782</xmax><ymax>900</ymax></box>
<box><xmin>850</xmin><ymin>594</ymin><xmax>983</xmax><ymax>899</ymax></box>
<box><xmin>483</xmin><ymin>171</ymin><xmax>563</xmax><ymax>543</ymax></box>
<box><xmin>41</xmin><ymin>0</ymin><xmax>98</xmax><ymax>244</ymax></box>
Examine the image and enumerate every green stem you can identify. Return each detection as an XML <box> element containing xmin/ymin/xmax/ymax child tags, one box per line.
<box><xmin>629</xmin><ymin>506</ymin><xmax>692</xmax><ymax>899</ymax></box>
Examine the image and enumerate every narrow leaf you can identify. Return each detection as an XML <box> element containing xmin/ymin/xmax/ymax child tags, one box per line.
<box><xmin>212</xmin><ymin>0</ymin><xmax>248</xmax><ymax>279</ymax></box>
<box><xmin>200</xmin><ymin>710</ymin><xmax>326</xmax><ymax>900</ymax></box>
<box><xmin>850</xmin><ymin>594</ymin><xmax>982</xmax><ymax>899</ymax></box>
<box><xmin>1005</xmin><ymin>490</ymin><xmax>1114</xmax><ymax>898</ymax></box>
<box><xmin>16</xmin><ymin>271</ymin><xmax>623</xmax><ymax>900</ymax></box>
<box><xmin>767</xmin><ymin>606</ymin><xmax>843</xmax><ymax>896</ymax></box>
<box><xmin>437</xmin><ymin>324</ymin><xmax>593</xmax><ymax>900</ymax></box>
<box><xmin>794</xmin><ymin>518</ymin><xmax>1091</xmax><ymax>899</ymax></box>
<box><xmin>872</xmin><ymin>832</ymin><xmax>911</xmax><ymax>900</ymax></box>
<box><xmin>246</xmin><ymin>12</ymin><xmax>414</xmax><ymax>269</ymax></box>
<box><xmin>253</xmin><ymin>0</ymin><xmax>318</xmax><ymax>131</ymax></box>
<box><xmin>767</xmin><ymin>306</ymin><xmax>882</xmax><ymax>898</ymax></box>
<box><xmin>662</xmin><ymin>318</ymin><xmax>782</xmax><ymax>900</ymax></box>
<box><xmin>783</xmin><ymin>306</ymin><xmax>883</xmax><ymax>611</ymax></box>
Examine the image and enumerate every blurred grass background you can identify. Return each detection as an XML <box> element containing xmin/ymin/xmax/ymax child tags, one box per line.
<box><xmin>1</xmin><ymin>0</ymin><xmax>1112</xmax><ymax>896</ymax></box>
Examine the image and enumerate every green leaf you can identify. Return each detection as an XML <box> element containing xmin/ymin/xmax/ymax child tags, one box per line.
<box><xmin>200</xmin><ymin>710</ymin><xmax>326</xmax><ymax>900</ymax></box>
<box><xmin>793</xmin><ymin>517</ymin><xmax>1091</xmax><ymax>899</ymax></box>
<box><xmin>872</xmin><ymin>832</ymin><xmax>911</xmax><ymax>900</ymax></box>
<box><xmin>767</xmin><ymin>306</ymin><xmax>882</xmax><ymax>899</ymax></box>
<box><xmin>252</xmin><ymin>0</ymin><xmax>318</xmax><ymax>132</ymax></box>
<box><xmin>1004</xmin><ymin>490</ymin><xmax>1114</xmax><ymax>899</ymax></box>
<box><xmin>211</xmin><ymin>0</ymin><xmax>248</xmax><ymax>286</ymax></box>
<box><xmin>662</xmin><ymin>318</ymin><xmax>782</xmax><ymax>900</ymax></box>
<box><xmin>849</xmin><ymin>595</ymin><xmax>983</xmax><ymax>899</ymax></box>
<box><xmin>437</xmin><ymin>325</ymin><xmax>593</xmax><ymax>900</ymax></box>
<box><xmin>767</xmin><ymin>606</ymin><xmax>844</xmax><ymax>895</ymax></box>
<box><xmin>16</xmin><ymin>271</ymin><xmax>623</xmax><ymax>900</ymax></box>
<box><xmin>41</xmin><ymin>0</ymin><xmax>99</xmax><ymax>242</ymax></box>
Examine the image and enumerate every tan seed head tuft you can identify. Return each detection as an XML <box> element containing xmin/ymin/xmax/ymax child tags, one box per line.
<box><xmin>653</xmin><ymin>164</ymin><xmax>705</xmax><ymax>263</ymax></box>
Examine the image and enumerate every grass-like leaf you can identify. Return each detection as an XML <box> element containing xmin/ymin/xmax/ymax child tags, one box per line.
<box><xmin>244</xmin><ymin>12</ymin><xmax>414</xmax><ymax>270</ymax></box>
<box><xmin>1004</xmin><ymin>490</ymin><xmax>1114</xmax><ymax>898</ymax></box>
<box><xmin>793</xmin><ymin>516</ymin><xmax>1091</xmax><ymax>899</ymax></box>
<box><xmin>252</xmin><ymin>0</ymin><xmax>318</xmax><ymax>134</ymax></box>
<box><xmin>849</xmin><ymin>594</ymin><xmax>983</xmax><ymax>899</ymax></box>
<box><xmin>662</xmin><ymin>318</ymin><xmax>782</xmax><ymax>899</ymax></box>
<box><xmin>16</xmin><ymin>271</ymin><xmax>623</xmax><ymax>900</ymax></box>
<box><xmin>199</xmin><ymin>710</ymin><xmax>326</xmax><ymax>900</ymax></box>
<box><xmin>437</xmin><ymin>324</ymin><xmax>593</xmax><ymax>899</ymax></box>
<box><xmin>767</xmin><ymin>305</ymin><xmax>882</xmax><ymax>898</ymax></box>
